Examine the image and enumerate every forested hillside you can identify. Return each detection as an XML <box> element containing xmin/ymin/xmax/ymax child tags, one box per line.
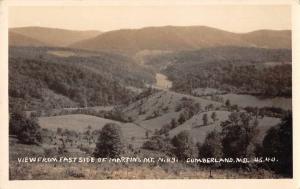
<box><xmin>144</xmin><ymin>47</ymin><xmax>292</xmax><ymax>97</ymax></box>
<box><xmin>70</xmin><ymin>26</ymin><xmax>291</xmax><ymax>53</ymax></box>
<box><xmin>9</xmin><ymin>47</ymin><xmax>155</xmax><ymax>110</ymax></box>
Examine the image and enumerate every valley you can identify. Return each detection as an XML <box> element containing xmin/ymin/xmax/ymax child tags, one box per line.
<box><xmin>8</xmin><ymin>25</ymin><xmax>293</xmax><ymax>179</ymax></box>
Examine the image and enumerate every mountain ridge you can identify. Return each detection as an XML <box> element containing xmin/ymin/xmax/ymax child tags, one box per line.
<box><xmin>10</xmin><ymin>26</ymin><xmax>102</xmax><ymax>47</ymax></box>
<box><xmin>9</xmin><ymin>25</ymin><xmax>291</xmax><ymax>53</ymax></box>
<box><xmin>69</xmin><ymin>25</ymin><xmax>291</xmax><ymax>53</ymax></box>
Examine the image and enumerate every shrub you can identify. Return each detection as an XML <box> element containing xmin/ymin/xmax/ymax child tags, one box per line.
<box><xmin>211</xmin><ymin>112</ymin><xmax>217</xmax><ymax>122</ymax></box>
<box><xmin>66</xmin><ymin>168</ymin><xmax>85</xmax><ymax>178</ymax></box>
<box><xmin>172</xmin><ymin>131</ymin><xmax>198</xmax><ymax>161</ymax></box>
<box><xmin>225</xmin><ymin>99</ymin><xmax>231</xmax><ymax>107</ymax></box>
<box><xmin>93</xmin><ymin>123</ymin><xmax>124</xmax><ymax>158</ymax></box>
<box><xmin>263</xmin><ymin>111</ymin><xmax>292</xmax><ymax>177</ymax></box>
<box><xmin>198</xmin><ymin>130</ymin><xmax>222</xmax><ymax>159</ymax></box>
<box><xmin>44</xmin><ymin>147</ymin><xmax>59</xmax><ymax>157</ymax></box>
<box><xmin>202</xmin><ymin>113</ymin><xmax>208</xmax><ymax>126</ymax></box>
<box><xmin>142</xmin><ymin>135</ymin><xmax>173</xmax><ymax>154</ymax></box>
<box><xmin>221</xmin><ymin>112</ymin><xmax>258</xmax><ymax>159</ymax></box>
<box><xmin>10</xmin><ymin>111</ymin><xmax>42</xmax><ymax>145</ymax></box>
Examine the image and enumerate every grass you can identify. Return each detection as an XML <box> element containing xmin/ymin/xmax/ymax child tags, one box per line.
<box><xmin>140</xmin><ymin>111</ymin><xmax>181</xmax><ymax>131</ymax></box>
<box><xmin>169</xmin><ymin>110</ymin><xmax>281</xmax><ymax>145</ymax></box>
<box><xmin>123</xmin><ymin>90</ymin><xmax>221</xmax><ymax>122</ymax></box>
<box><xmin>19</xmin><ymin>90</ymin><xmax>284</xmax><ymax>180</ymax></box>
<box><xmin>47</xmin><ymin>50</ymin><xmax>76</xmax><ymax>57</ymax></box>
<box><xmin>38</xmin><ymin>114</ymin><xmax>120</xmax><ymax>132</ymax></box>
<box><xmin>9</xmin><ymin>123</ymin><xmax>281</xmax><ymax>180</ymax></box>
<box><xmin>38</xmin><ymin>114</ymin><xmax>148</xmax><ymax>147</ymax></box>
<box><xmin>9</xmin><ymin>159</ymin><xmax>279</xmax><ymax>180</ymax></box>
<box><xmin>169</xmin><ymin>110</ymin><xmax>231</xmax><ymax>144</ymax></box>
<box><xmin>221</xmin><ymin>93</ymin><xmax>292</xmax><ymax>110</ymax></box>
<box><xmin>192</xmin><ymin>87</ymin><xmax>224</xmax><ymax>96</ymax></box>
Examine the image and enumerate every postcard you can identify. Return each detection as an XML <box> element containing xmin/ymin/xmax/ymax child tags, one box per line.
<box><xmin>0</xmin><ymin>0</ymin><xmax>299</xmax><ymax>188</ymax></box>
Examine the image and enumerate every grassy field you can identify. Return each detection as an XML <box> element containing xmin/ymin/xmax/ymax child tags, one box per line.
<box><xmin>170</xmin><ymin>110</ymin><xmax>280</xmax><ymax>144</ymax></box>
<box><xmin>9</xmin><ymin>161</ymin><xmax>278</xmax><ymax>180</ymax></box>
<box><xmin>38</xmin><ymin>114</ymin><xmax>149</xmax><ymax>147</ymax></box>
<box><xmin>38</xmin><ymin>114</ymin><xmax>121</xmax><ymax>132</ymax></box>
<box><xmin>38</xmin><ymin>91</ymin><xmax>281</xmax><ymax>147</ymax></box>
<box><xmin>221</xmin><ymin>93</ymin><xmax>292</xmax><ymax>110</ymax></box>
<box><xmin>17</xmin><ymin>90</ymin><xmax>284</xmax><ymax>180</ymax></box>
<box><xmin>9</xmin><ymin>141</ymin><xmax>279</xmax><ymax>180</ymax></box>
<box><xmin>169</xmin><ymin>110</ymin><xmax>231</xmax><ymax>144</ymax></box>
<box><xmin>122</xmin><ymin>90</ymin><xmax>221</xmax><ymax>122</ymax></box>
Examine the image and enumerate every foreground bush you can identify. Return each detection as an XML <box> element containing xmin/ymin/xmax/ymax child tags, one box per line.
<box><xmin>93</xmin><ymin>123</ymin><xmax>124</xmax><ymax>158</ymax></box>
<box><xmin>263</xmin><ymin>111</ymin><xmax>292</xmax><ymax>177</ymax></box>
<box><xmin>142</xmin><ymin>135</ymin><xmax>173</xmax><ymax>155</ymax></box>
<box><xmin>172</xmin><ymin>131</ymin><xmax>198</xmax><ymax>161</ymax></box>
<box><xmin>10</xmin><ymin>111</ymin><xmax>42</xmax><ymax>145</ymax></box>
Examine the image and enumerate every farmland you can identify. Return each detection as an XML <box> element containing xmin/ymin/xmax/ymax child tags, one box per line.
<box><xmin>9</xmin><ymin>26</ymin><xmax>292</xmax><ymax>179</ymax></box>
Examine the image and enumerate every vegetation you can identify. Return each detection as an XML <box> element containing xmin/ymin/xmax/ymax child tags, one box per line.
<box><xmin>9</xmin><ymin>111</ymin><xmax>42</xmax><ymax>145</ymax></box>
<box><xmin>263</xmin><ymin>111</ymin><xmax>292</xmax><ymax>176</ymax></box>
<box><xmin>202</xmin><ymin>113</ymin><xmax>208</xmax><ymax>126</ymax></box>
<box><xmin>160</xmin><ymin>47</ymin><xmax>291</xmax><ymax>97</ymax></box>
<box><xmin>9</xmin><ymin>47</ymin><xmax>155</xmax><ymax>110</ymax></box>
<box><xmin>220</xmin><ymin>112</ymin><xmax>258</xmax><ymax>160</ymax></box>
<box><xmin>93</xmin><ymin>123</ymin><xmax>124</xmax><ymax>158</ymax></box>
<box><xmin>142</xmin><ymin>135</ymin><xmax>173</xmax><ymax>154</ymax></box>
<box><xmin>8</xmin><ymin>41</ymin><xmax>292</xmax><ymax>179</ymax></box>
<box><xmin>211</xmin><ymin>112</ymin><xmax>217</xmax><ymax>122</ymax></box>
<box><xmin>198</xmin><ymin>130</ymin><xmax>223</xmax><ymax>159</ymax></box>
<box><xmin>171</xmin><ymin>131</ymin><xmax>198</xmax><ymax>161</ymax></box>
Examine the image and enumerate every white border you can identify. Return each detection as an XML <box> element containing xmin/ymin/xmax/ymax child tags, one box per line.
<box><xmin>0</xmin><ymin>1</ymin><xmax>299</xmax><ymax>189</ymax></box>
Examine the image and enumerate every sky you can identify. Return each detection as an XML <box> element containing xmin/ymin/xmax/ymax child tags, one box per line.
<box><xmin>9</xmin><ymin>5</ymin><xmax>291</xmax><ymax>33</ymax></box>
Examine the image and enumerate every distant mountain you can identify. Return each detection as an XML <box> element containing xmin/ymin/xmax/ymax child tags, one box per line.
<box><xmin>9</xmin><ymin>26</ymin><xmax>102</xmax><ymax>47</ymax></box>
<box><xmin>242</xmin><ymin>30</ymin><xmax>291</xmax><ymax>49</ymax></box>
<box><xmin>70</xmin><ymin>26</ymin><xmax>291</xmax><ymax>53</ymax></box>
<box><xmin>9</xmin><ymin>32</ymin><xmax>46</xmax><ymax>47</ymax></box>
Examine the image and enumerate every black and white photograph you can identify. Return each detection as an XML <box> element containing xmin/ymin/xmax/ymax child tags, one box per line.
<box><xmin>2</xmin><ymin>2</ymin><xmax>296</xmax><ymax>182</ymax></box>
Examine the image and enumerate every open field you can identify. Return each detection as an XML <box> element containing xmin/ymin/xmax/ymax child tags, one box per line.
<box><xmin>38</xmin><ymin>114</ymin><xmax>149</xmax><ymax>148</ymax></box>
<box><xmin>9</xmin><ymin>161</ymin><xmax>279</xmax><ymax>180</ymax></box>
<box><xmin>38</xmin><ymin>114</ymin><xmax>120</xmax><ymax>132</ymax></box>
<box><xmin>9</xmin><ymin>141</ymin><xmax>280</xmax><ymax>180</ymax></box>
<box><xmin>221</xmin><ymin>94</ymin><xmax>292</xmax><ymax>110</ymax></box>
<box><xmin>122</xmin><ymin>90</ymin><xmax>221</xmax><ymax>122</ymax></box>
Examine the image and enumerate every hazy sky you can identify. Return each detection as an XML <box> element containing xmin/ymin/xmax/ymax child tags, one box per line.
<box><xmin>9</xmin><ymin>5</ymin><xmax>291</xmax><ymax>33</ymax></box>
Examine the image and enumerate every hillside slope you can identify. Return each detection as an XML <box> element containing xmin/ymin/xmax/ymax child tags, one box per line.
<box><xmin>10</xmin><ymin>27</ymin><xmax>101</xmax><ymax>47</ymax></box>
<box><xmin>9</xmin><ymin>32</ymin><xmax>47</xmax><ymax>47</ymax></box>
<box><xmin>9</xmin><ymin>47</ymin><xmax>155</xmax><ymax>110</ymax></box>
<box><xmin>70</xmin><ymin>26</ymin><xmax>291</xmax><ymax>53</ymax></box>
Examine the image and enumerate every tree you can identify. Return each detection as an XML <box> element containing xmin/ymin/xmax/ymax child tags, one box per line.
<box><xmin>211</xmin><ymin>112</ymin><xmax>217</xmax><ymax>123</ymax></box>
<box><xmin>198</xmin><ymin>130</ymin><xmax>223</xmax><ymax>159</ymax></box>
<box><xmin>263</xmin><ymin>111</ymin><xmax>292</xmax><ymax>176</ymax></box>
<box><xmin>225</xmin><ymin>99</ymin><xmax>231</xmax><ymax>107</ymax></box>
<box><xmin>221</xmin><ymin>112</ymin><xmax>258</xmax><ymax>159</ymax></box>
<box><xmin>145</xmin><ymin>130</ymin><xmax>150</xmax><ymax>139</ymax></box>
<box><xmin>94</xmin><ymin>123</ymin><xmax>124</xmax><ymax>158</ymax></box>
<box><xmin>202</xmin><ymin>113</ymin><xmax>208</xmax><ymax>126</ymax></box>
<box><xmin>170</xmin><ymin>118</ymin><xmax>178</xmax><ymax>129</ymax></box>
<box><xmin>9</xmin><ymin>110</ymin><xmax>25</xmax><ymax>136</ymax></box>
<box><xmin>142</xmin><ymin>135</ymin><xmax>173</xmax><ymax>154</ymax></box>
<box><xmin>10</xmin><ymin>111</ymin><xmax>42</xmax><ymax>145</ymax></box>
<box><xmin>57</xmin><ymin>128</ymin><xmax>63</xmax><ymax>135</ymax></box>
<box><xmin>172</xmin><ymin>131</ymin><xmax>198</xmax><ymax>161</ymax></box>
<box><xmin>178</xmin><ymin>112</ymin><xmax>187</xmax><ymax>124</ymax></box>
